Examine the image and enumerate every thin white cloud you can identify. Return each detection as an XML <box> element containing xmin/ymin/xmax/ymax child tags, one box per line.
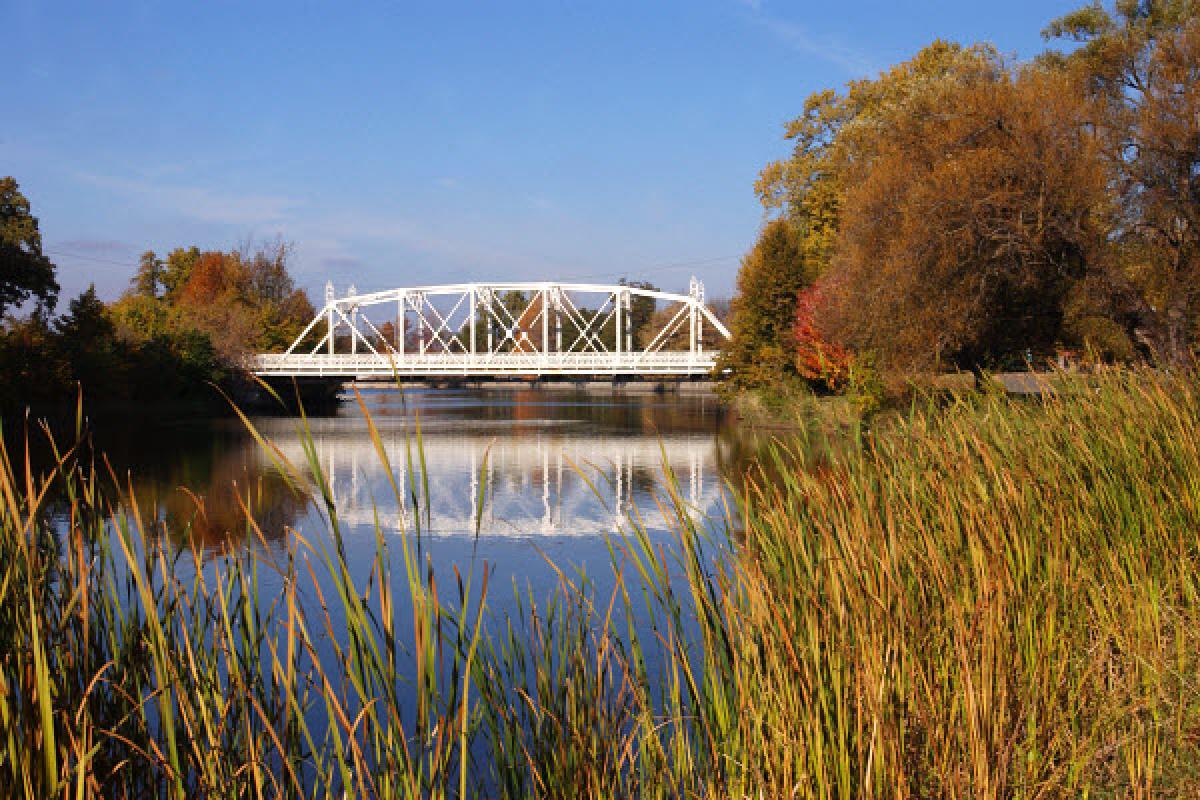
<box><xmin>742</xmin><ymin>6</ymin><xmax>876</xmax><ymax>76</ymax></box>
<box><xmin>54</xmin><ymin>237</ymin><xmax>134</xmax><ymax>255</ymax></box>
<box><xmin>74</xmin><ymin>171</ymin><xmax>292</xmax><ymax>226</ymax></box>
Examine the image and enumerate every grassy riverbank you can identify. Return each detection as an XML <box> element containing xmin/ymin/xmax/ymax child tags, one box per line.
<box><xmin>3</xmin><ymin>370</ymin><xmax>1200</xmax><ymax>797</ymax></box>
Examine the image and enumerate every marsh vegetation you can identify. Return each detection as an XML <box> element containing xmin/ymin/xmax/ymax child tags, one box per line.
<box><xmin>3</xmin><ymin>370</ymin><xmax>1199</xmax><ymax>797</ymax></box>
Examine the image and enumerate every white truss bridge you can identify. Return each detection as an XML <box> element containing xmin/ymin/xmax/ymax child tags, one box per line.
<box><xmin>253</xmin><ymin>277</ymin><xmax>730</xmax><ymax>378</ymax></box>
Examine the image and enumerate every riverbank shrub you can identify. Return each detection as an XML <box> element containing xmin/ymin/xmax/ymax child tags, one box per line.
<box><xmin>0</xmin><ymin>287</ymin><xmax>227</xmax><ymax>414</ymax></box>
<box><xmin>715</xmin><ymin>218</ymin><xmax>815</xmax><ymax>394</ymax></box>
<box><xmin>3</xmin><ymin>370</ymin><xmax>1200</xmax><ymax>797</ymax></box>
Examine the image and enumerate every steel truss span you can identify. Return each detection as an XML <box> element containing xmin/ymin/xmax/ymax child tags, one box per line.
<box><xmin>253</xmin><ymin>278</ymin><xmax>730</xmax><ymax>378</ymax></box>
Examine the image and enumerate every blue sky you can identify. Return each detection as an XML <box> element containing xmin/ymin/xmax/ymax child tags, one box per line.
<box><xmin>3</xmin><ymin>0</ymin><xmax>1084</xmax><ymax>304</ymax></box>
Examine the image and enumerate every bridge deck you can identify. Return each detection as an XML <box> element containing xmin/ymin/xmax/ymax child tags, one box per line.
<box><xmin>253</xmin><ymin>351</ymin><xmax>719</xmax><ymax>378</ymax></box>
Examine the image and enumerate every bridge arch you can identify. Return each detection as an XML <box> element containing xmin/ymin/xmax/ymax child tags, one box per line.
<box><xmin>254</xmin><ymin>278</ymin><xmax>730</xmax><ymax>378</ymax></box>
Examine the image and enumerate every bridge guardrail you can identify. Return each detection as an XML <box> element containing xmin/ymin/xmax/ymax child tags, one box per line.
<box><xmin>252</xmin><ymin>351</ymin><xmax>719</xmax><ymax>377</ymax></box>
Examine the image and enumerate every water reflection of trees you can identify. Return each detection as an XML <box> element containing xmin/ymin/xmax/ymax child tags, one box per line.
<box><xmin>714</xmin><ymin>418</ymin><xmax>865</xmax><ymax>513</ymax></box>
<box><xmin>95</xmin><ymin>424</ymin><xmax>311</xmax><ymax>557</ymax></box>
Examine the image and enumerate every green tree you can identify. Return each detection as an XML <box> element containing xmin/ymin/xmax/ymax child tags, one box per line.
<box><xmin>55</xmin><ymin>285</ymin><xmax>123</xmax><ymax>395</ymax></box>
<box><xmin>0</xmin><ymin>177</ymin><xmax>59</xmax><ymax>315</ymax></box>
<box><xmin>161</xmin><ymin>246</ymin><xmax>200</xmax><ymax>298</ymax></box>
<box><xmin>470</xmin><ymin>290</ymin><xmax>537</xmax><ymax>352</ymax></box>
<box><xmin>715</xmin><ymin>219</ymin><xmax>812</xmax><ymax>390</ymax></box>
<box><xmin>131</xmin><ymin>250</ymin><xmax>164</xmax><ymax>298</ymax></box>
<box><xmin>0</xmin><ymin>310</ymin><xmax>69</xmax><ymax>408</ymax></box>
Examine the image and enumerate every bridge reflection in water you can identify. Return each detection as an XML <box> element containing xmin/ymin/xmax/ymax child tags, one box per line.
<box><xmin>263</xmin><ymin>417</ymin><xmax>722</xmax><ymax>539</ymax></box>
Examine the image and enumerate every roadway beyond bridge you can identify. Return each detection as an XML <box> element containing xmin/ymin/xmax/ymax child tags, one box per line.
<box><xmin>253</xmin><ymin>278</ymin><xmax>730</xmax><ymax>380</ymax></box>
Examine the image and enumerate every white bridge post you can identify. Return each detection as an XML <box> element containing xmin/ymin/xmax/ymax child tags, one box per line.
<box><xmin>398</xmin><ymin>293</ymin><xmax>406</xmax><ymax>361</ymax></box>
<box><xmin>540</xmin><ymin>287</ymin><xmax>549</xmax><ymax>369</ymax></box>
<box><xmin>615</xmin><ymin>287</ymin><xmax>623</xmax><ymax>366</ymax></box>
<box><xmin>325</xmin><ymin>281</ymin><xmax>335</xmax><ymax>355</ymax></box>
<box><xmin>348</xmin><ymin>284</ymin><xmax>358</xmax><ymax>356</ymax></box>
<box><xmin>623</xmin><ymin>290</ymin><xmax>632</xmax><ymax>357</ymax></box>
<box><xmin>483</xmin><ymin>289</ymin><xmax>493</xmax><ymax>356</ymax></box>
<box><xmin>553</xmin><ymin>288</ymin><xmax>562</xmax><ymax>357</ymax></box>
<box><xmin>470</xmin><ymin>286</ymin><xmax>477</xmax><ymax>361</ymax></box>
<box><xmin>416</xmin><ymin>292</ymin><xmax>426</xmax><ymax>356</ymax></box>
<box><xmin>689</xmin><ymin>276</ymin><xmax>704</xmax><ymax>364</ymax></box>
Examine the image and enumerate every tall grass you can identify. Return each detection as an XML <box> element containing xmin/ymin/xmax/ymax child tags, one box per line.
<box><xmin>2</xmin><ymin>369</ymin><xmax>1199</xmax><ymax>797</ymax></box>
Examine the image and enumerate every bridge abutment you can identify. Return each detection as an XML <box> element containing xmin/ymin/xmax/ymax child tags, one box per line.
<box><xmin>248</xmin><ymin>377</ymin><xmax>344</xmax><ymax>411</ymax></box>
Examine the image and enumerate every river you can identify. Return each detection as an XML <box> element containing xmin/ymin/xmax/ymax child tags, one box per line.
<box><xmin>73</xmin><ymin>386</ymin><xmax>744</xmax><ymax>635</ymax></box>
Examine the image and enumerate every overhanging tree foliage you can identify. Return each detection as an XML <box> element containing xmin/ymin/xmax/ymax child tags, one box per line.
<box><xmin>0</xmin><ymin>177</ymin><xmax>59</xmax><ymax>315</ymax></box>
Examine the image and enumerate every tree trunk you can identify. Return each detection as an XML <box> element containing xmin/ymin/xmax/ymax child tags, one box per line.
<box><xmin>1161</xmin><ymin>296</ymin><xmax>1194</xmax><ymax>368</ymax></box>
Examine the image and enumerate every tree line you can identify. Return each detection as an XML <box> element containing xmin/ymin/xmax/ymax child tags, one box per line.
<box><xmin>0</xmin><ymin>177</ymin><xmax>313</xmax><ymax>413</ymax></box>
<box><xmin>718</xmin><ymin>2</ymin><xmax>1200</xmax><ymax>399</ymax></box>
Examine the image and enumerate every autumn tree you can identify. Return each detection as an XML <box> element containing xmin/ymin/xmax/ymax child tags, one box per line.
<box><xmin>0</xmin><ymin>179</ymin><xmax>262</xmax><ymax>411</ymax></box>
<box><xmin>1047</xmin><ymin>2</ymin><xmax>1200</xmax><ymax>364</ymax></box>
<box><xmin>238</xmin><ymin>240</ymin><xmax>316</xmax><ymax>352</ymax></box>
<box><xmin>756</xmin><ymin>43</ymin><xmax>1003</xmax><ymax>282</ymax></box>
<box><xmin>161</xmin><ymin>243</ymin><xmax>315</xmax><ymax>359</ymax></box>
<box><xmin>818</xmin><ymin>65</ymin><xmax>1109</xmax><ymax>372</ymax></box>
<box><xmin>793</xmin><ymin>284</ymin><xmax>851</xmax><ymax>392</ymax></box>
<box><xmin>0</xmin><ymin>177</ymin><xmax>59</xmax><ymax>315</ymax></box>
<box><xmin>177</xmin><ymin>251</ymin><xmax>245</xmax><ymax>307</ymax></box>
<box><xmin>715</xmin><ymin>219</ymin><xmax>813</xmax><ymax>389</ymax></box>
<box><xmin>240</xmin><ymin>238</ymin><xmax>295</xmax><ymax>303</ymax></box>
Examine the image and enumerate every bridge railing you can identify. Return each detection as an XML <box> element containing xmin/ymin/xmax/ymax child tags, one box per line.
<box><xmin>253</xmin><ymin>350</ymin><xmax>719</xmax><ymax>377</ymax></box>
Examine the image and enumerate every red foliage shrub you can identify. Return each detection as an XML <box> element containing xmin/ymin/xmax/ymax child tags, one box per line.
<box><xmin>794</xmin><ymin>284</ymin><xmax>853</xmax><ymax>393</ymax></box>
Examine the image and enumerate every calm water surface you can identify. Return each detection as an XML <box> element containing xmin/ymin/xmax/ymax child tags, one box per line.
<box><xmin>89</xmin><ymin>387</ymin><xmax>743</xmax><ymax>621</ymax></box>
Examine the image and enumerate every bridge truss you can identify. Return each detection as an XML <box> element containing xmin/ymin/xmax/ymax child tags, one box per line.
<box><xmin>254</xmin><ymin>278</ymin><xmax>730</xmax><ymax>378</ymax></box>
